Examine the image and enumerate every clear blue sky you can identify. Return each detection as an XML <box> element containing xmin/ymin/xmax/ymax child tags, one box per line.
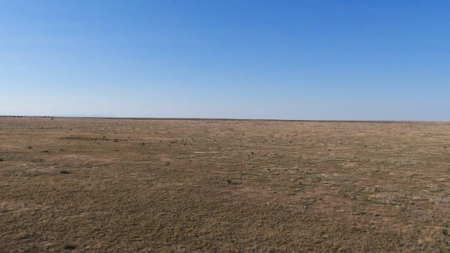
<box><xmin>1</xmin><ymin>0</ymin><xmax>449</xmax><ymax>120</ymax></box>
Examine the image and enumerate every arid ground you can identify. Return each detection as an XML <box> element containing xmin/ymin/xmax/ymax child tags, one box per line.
<box><xmin>1</xmin><ymin>117</ymin><xmax>450</xmax><ymax>252</ymax></box>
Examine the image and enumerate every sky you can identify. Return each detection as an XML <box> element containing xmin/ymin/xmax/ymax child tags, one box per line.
<box><xmin>1</xmin><ymin>0</ymin><xmax>449</xmax><ymax>120</ymax></box>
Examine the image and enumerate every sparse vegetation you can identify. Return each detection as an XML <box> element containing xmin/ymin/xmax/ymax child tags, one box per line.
<box><xmin>1</xmin><ymin>118</ymin><xmax>450</xmax><ymax>252</ymax></box>
<box><xmin>64</xmin><ymin>244</ymin><xmax>76</xmax><ymax>250</ymax></box>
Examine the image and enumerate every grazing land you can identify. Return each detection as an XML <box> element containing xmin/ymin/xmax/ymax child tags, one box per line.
<box><xmin>1</xmin><ymin>117</ymin><xmax>450</xmax><ymax>252</ymax></box>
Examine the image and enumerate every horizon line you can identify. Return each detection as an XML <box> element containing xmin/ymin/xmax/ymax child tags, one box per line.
<box><xmin>0</xmin><ymin>115</ymin><xmax>448</xmax><ymax>123</ymax></box>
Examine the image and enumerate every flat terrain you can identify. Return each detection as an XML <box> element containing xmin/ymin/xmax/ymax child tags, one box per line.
<box><xmin>1</xmin><ymin>117</ymin><xmax>450</xmax><ymax>252</ymax></box>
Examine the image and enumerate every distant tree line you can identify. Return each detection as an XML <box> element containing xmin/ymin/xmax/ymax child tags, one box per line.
<box><xmin>0</xmin><ymin>116</ymin><xmax>55</xmax><ymax>118</ymax></box>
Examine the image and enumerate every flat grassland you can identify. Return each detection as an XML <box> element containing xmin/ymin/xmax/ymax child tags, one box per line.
<box><xmin>1</xmin><ymin>117</ymin><xmax>450</xmax><ymax>252</ymax></box>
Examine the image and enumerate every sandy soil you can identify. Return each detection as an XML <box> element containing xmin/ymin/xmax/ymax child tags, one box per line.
<box><xmin>1</xmin><ymin>117</ymin><xmax>450</xmax><ymax>252</ymax></box>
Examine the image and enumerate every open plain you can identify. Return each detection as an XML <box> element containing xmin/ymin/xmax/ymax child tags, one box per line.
<box><xmin>1</xmin><ymin>117</ymin><xmax>450</xmax><ymax>252</ymax></box>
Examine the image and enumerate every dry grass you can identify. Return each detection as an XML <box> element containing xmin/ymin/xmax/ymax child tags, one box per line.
<box><xmin>1</xmin><ymin>117</ymin><xmax>450</xmax><ymax>252</ymax></box>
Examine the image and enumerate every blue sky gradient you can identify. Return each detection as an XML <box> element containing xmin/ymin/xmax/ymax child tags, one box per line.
<box><xmin>1</xmin><ymin>0</ymin><xmax>449</xmax><ymax>120</ymax></box>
